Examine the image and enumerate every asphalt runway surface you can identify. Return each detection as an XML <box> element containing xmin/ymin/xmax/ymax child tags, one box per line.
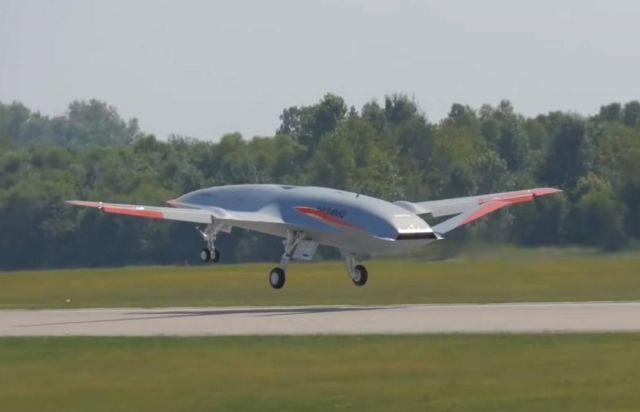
<box><xmin>1</xmin><ymin>302</ymin><xmax>640</xmax><ymax>336</ymax></box>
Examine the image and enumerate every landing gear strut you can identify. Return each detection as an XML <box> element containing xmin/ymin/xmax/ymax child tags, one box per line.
<box><xmin>268</xmin><ymin>230</ymin><xmax>305</xmax><ymax>289</ymax></box>
<box><xmin>198</xmin><ymin>223</ymin><xmax>221</xmax><ymax>263</ymax></box>
<box><xmin>344</xmin><ymin>253</ymin><xmax>368</xmax><ymax>286</ymax></box>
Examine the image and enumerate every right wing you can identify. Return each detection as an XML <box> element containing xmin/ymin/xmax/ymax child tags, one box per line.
<box><xmin>394</xmin><ymin>187</ymin><xmax>561</xmax><ymax>234</ymax></box>
<box><xmin>65</xmin><ymin>200</ymin><xmax>284</xmax><ymax>226</ymax></box>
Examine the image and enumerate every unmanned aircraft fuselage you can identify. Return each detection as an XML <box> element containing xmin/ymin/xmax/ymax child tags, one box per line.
<box><xmin>68</xmin><ymin>184</ymin><xmax>560</xmax><ymax>289</ymax></box>
<box><xmin>169</xmin><ymin>184</ymin><xmax>438</xmax><ymax>255</ymax></box>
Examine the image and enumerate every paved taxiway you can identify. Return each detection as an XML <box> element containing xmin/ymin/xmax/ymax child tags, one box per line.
<box><xmin>2</xmin><ymin>302</ymin><xmax>640</xmax><ymax>336</ymax></box>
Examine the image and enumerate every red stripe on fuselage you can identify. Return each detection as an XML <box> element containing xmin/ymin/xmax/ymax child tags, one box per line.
<box><xmin>294</xmin><ymin>207</ymin><xmax>358</xmax><ymax>229</ymax></box>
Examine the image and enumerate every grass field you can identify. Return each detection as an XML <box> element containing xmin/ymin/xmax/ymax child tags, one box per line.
<box><xmin>0</xmin><ymin>334</ymin><xmax>639</xmax><ymax>411</ymax></box>
<box><xmin>1</xmin><ymin>248</ymin><xmax>639</xmax><ymax>309</ymax></box>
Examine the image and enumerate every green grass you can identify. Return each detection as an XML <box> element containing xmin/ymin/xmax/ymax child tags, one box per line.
<box><xmin>1</xmin><ymin>248</ymin><xmax>640</xmax><ymax>308</ymax></box>
<box><xmin>1</xmin><ymin>334</ymin><xmax>640</xmax><ymax>411</ymax></box>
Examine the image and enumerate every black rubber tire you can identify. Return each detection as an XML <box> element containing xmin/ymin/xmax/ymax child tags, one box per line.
<box><xmin>211</xmin><ymin>249</ymin><xmax>220</xmax><ymax>263</ymax></box>
<box><xmin>269</xmin><ymin>267</ymin><xmax>286</xmax><ymax>289</ymax></box>
<box><xmin>352</xmin><ymin>264</ymin><xmax>368</xmax><ymax>286</ymax></box>
<box><xmin>200</xmin><ymin>248</ymin><xmax>211</xmax><ymax>262</ymax></box>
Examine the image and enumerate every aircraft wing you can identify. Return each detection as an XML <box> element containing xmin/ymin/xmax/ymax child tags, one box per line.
<box><xmin>65</xmin><ymin>200</ymin><xmax>283</xmax><ymax>226</ymax></box>
<box><xmin>394</xmin><ymin>187</ymin><xmax>561</xmax><ymax>234</ymax></box>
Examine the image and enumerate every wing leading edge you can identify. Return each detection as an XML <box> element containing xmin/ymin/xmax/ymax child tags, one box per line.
<box><xmin>66</xmin><ymin>200</ymin><xmax>214</xmax><ymax>223</ymax></box>
<box><xmin>65</xmin><ymin>200</ymin><xmax>284</xmax><ymax>226</ymax></box>
<box><xmin>394</xmin><ymin>187</ymin><xmax>561</xmax><ymax>234</ymax></box>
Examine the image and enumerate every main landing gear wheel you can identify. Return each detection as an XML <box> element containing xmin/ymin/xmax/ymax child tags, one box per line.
<box><xmin>269</xmin><ymin>267</ymin><xmax>286</xmax><ymax>289</ymax></box>
<box><xmin>268</xmin><ymin>230</ymin><xmax>304</xmax><ymax>290</ymax></box>
<box><xmin>200</xmin><ymin>248</ymin><xmax>211</xmax><ymax>262</ymax></box>
<box><xmin>200</xmin><ymin>248</ymin><xmax>220</xmax><ymax>263</ymax></box>
<box><xmin>352</xmin><ymin>264</ymin><xmax>368</xmax><ymax>286</ymax></box>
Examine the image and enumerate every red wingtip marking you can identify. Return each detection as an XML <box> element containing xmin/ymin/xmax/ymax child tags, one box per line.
<box><xmin>479</xmin><ymin>187</ymin><xmax>561</xmax><ymax>205</ymax></box>
<box><xmin>531</xmin><ymin>187</ymin><xmax>563</xmax><ymax>197</ymax></box>
<box><xmin>66</xmin><ymin>200</ymin><xmax>103</xmax><ymax>208</ymax></box>
<box><xmin>102</xmin><ymin>206</ymin><xmax>163</xmax><ymax>219</ymax></box>
<box><xmin>66</xmin><ymin>200</ymin><xmax>163</xmax><ymax>219</ymax></box>
<box><xmin>466</xmin><ymin>187</ymin><xmax>561</xmax><ymax>225</ymax></box>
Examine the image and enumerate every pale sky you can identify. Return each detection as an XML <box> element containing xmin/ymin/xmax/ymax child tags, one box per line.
<box><xmin>1</xmin><ymin>0</ymin><xmax>639</xmax><ymax>140</ymax></box>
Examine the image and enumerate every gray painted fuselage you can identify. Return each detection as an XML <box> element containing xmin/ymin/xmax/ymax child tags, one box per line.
<box><xmin>172</xmin><ymin>184</ymin><xmax>437</xmax><ymax>254</ymax></box>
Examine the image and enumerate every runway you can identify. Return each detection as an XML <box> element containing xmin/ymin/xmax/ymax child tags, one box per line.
<box><xmin>1</xmin><ymin>302</ymin><xmax>640</xmax><ymax>336</ymax></box>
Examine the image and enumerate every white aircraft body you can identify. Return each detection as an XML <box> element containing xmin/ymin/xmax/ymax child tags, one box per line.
<box><xmin>68</xmin><ymin>185</ymin><xmax>560</xmax><ymax>289</ymax></box>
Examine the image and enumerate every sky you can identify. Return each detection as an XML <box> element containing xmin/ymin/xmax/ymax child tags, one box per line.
<box><xmin>1</xmin><ymin>0</ymin><xmax>639</xmax><ymax>140</ymax></box>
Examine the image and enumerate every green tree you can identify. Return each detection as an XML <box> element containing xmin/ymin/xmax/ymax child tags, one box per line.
<box><xmin>623</xmin><ymin>101</ymin><xmax>640</xmax><ymax>127</ymax></box>
<box><xmin>539</xmin><ymin>115</ymin><xmax>592</xmax><ymax>187</ymax></box>
<box><xmin>277</xmin><ymin>94</ymin><xmax>347</xmax><ymax>154</ymax></box>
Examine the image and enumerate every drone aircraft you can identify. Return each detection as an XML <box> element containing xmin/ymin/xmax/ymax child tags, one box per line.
<box><xmin>67</xmin><ymin>184</ymin><xmax>560</xmax><ymax>289</ymax></box>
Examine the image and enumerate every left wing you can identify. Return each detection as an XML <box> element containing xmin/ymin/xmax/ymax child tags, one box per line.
<box><xmin>65</xmin><ymin>200</ymin><xmax>284</xmax><ymax>226</ymax></box>
<box><xmin>394</xmin><ymin>187</ymin><xmax>561</xmax><ymax>234</ymax></box>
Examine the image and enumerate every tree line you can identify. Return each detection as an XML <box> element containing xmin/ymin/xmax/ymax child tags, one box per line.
<box><xmin>0</xmin><ymin>95</ymin><xmax>639</xmax><ymax>269</ymax></box>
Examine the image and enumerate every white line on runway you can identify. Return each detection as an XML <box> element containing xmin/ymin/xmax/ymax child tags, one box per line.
<box><xmin>1</xmin><ymin>302</ymin><xmax>640</xmax><ymax>336</ymax></box>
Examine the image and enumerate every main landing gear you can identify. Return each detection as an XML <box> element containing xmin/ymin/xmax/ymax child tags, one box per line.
<box><xmin>198</xmin><ymin>223</ymin><xmax>221</xmax><ymax>263</ymax></box>
<box><xmin>199</xmin><ymin>224</ymin><xmax>369</xmax><ymax>289</ymax></box>
<box><xmin>266</xmin><ymin>233</ymin><xmax>370</xmax><ymax>289</ymax></box>
<box><xmin>268</xmin><ymin>230</ymin><xmax>305</xmax><ymax>289</ymax></box>
<box><xmin>200</xmin><ymin>247</ymin><xmax>220</xmax><ymax>263</ymax></box>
